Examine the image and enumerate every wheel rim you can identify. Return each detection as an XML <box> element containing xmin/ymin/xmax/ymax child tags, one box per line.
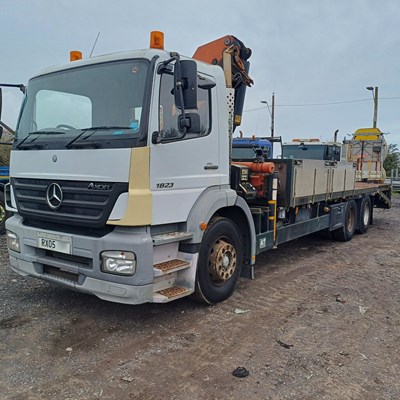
<box><xmin>347</xmin><ymin>206</ymin><xmax>355</xmax><ymax>231</ymax></box>
<box><xmin>208</xmin><ymin>239</ymin><xmax>237</xmax><ymax>284</ymax></box>
<box><xmin>363</xmin><ymin>202</ymin><xmax>370</xmax><ymax>226</ymax></box>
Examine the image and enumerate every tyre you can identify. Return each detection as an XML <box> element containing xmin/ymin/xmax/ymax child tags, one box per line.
<box><xmin>356</xmin><ymin>196</ymin><xmax>372</xmax><ymax>234</ymax></box>
<box><xmin>195</xmin><ymin>217</ymin><xmax>243</xmax><ymax>305</ymax></box>
<box><xmin>0</xmin><ymin>190</ymin><xmax>10</xmax><ymax>234</ymax></box>
<box><xmin>331</xmin><ymin>200</ymin><xmax>357</xmax><ymax>242</ymax></box>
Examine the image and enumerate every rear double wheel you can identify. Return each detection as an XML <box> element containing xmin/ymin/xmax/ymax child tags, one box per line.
<box><xmin>195</xmin><ymin>217</ymin><xmax>243</xmax><ymax>305</ymax></box>
<box><xmin>356</xmin><ymin>196</ymin><xmax>372</xmax><ymax>234</ymax></box>
<box><xmin>332</xmin><ymin>200</ymin><xmax>357</xmax><ymax>242</ymax></box>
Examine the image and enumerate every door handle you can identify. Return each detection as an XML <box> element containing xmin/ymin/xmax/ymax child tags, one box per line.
<box><xmin>204</xmin><ymin>163</ymin><xmax>219</xmax><ymax>170</ymax></box>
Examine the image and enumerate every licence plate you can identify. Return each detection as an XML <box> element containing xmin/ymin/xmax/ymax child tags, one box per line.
<box><xmin>37</xmin><ymin>232</ymin><xmax>72</xmax><ymax>254</ymax></box>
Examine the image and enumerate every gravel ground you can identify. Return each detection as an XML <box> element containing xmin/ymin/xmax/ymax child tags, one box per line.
<box><xmin>1</xmin><ymin>194</ymin><xmax>399</xmax><ymax>400</ymax></box>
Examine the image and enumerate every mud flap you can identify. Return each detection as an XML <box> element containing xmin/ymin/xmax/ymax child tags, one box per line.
<box><xmin>329</xmin><ymin>203</ymin><xmax>346</xmax><ymax>231</ymax></box>
<box><xmin>240</xmin><ymin>264</ymin><xmax>255</xmax><ymax>279</ymax></box>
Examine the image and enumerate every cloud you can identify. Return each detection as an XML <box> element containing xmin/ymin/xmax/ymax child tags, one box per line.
<box><xmin>1</xmin><ymin>0</ymin><xmax>399</xmax><ymax>146</ymax></box>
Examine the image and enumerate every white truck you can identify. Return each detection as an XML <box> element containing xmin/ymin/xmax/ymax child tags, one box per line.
<box><xmin>3</xmin><ymin>32</ymin><xmax>391</xmax><ymax>305</ymax></box>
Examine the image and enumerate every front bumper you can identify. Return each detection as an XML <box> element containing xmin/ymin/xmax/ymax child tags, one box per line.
<box><xmin>6</xmin><ymin>215</ymin><xmax>155</xmax><ymax>304</ymax></box>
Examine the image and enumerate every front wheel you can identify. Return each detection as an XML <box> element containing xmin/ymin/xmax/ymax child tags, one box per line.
<box><xmin>195</xmin><ymin>217</ymin><xmax>243</xmax><ymax>305</ymax></box>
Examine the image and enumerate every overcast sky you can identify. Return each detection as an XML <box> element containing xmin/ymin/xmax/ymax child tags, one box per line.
<box><xmin>1</xmin><ymin>0</ymin><xmax>399</xmax><ymax>148</ymax></box>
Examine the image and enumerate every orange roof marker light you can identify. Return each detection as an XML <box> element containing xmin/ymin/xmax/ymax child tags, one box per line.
<box><xmin>150</xmin><ymin>31</ymin><xmax>164</xmax><ymax>50</ymax></box>
<box><xmin>70</xmin><ymin>51</ymin><xmax>82</xmax><ymax>62</ymax></box>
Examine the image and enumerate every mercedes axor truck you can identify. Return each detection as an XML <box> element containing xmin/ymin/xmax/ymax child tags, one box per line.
<box><xmin>3</xmin><ymin>32</ymin><xmax>391</xmax><ymax>305</ymax></box>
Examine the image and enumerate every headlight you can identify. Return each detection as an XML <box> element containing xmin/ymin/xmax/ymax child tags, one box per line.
<box><xmin>101</xmin><ymin>251</ymin><xmax>136</xmax><ymax>276</ymax></box>
<box><xmin>6</xmin><ymin>231</ymin><xmax>20</xmax><ymax>253</ymax></box>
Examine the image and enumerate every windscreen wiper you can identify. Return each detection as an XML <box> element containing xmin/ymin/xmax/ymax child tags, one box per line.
<box><xmin>16</xmin><ymin>130</ymin><xmax>66</xmax><ymax>149</ymax></box>
<box><xmin>65</xmin><ymin>126</ymin><xmax>131</xmax><ymax>149</ymax></box>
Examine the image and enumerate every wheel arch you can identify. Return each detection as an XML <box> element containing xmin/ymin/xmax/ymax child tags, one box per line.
<box><xmin>217</xmin><ymin>200</ymin><xmax>255</xmax><ymax>267</ymax></box>
<box><xmin>185</xmin><ymin>187</ymin><xmax>256</xmax><ymax>265</ymax></box>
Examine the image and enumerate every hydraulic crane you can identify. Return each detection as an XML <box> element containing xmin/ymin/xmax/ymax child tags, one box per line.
<box><xmin>193</xmin><ymin>35</ymin><xmax>253</xmax><ymax>129</ymax></box>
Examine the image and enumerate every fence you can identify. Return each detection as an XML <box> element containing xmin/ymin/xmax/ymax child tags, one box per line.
<box><xmin>386</xmin><ymin>169</ymin><xmax>400</xmax><ymax>191</ymax></box>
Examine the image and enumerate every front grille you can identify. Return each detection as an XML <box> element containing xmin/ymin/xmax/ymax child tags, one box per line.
<box><xmin>44</xmin><ymin>250</ymin><xmax>92</xmax><ymax>269</ymax></box>
<box><xmin>23</xmin><ymin>218</ymin><xmax>114</xmax><ymax>237</ymax></box>
<box><xmin>43</xmin><ymin>265</ymin><xmax>79</xmax><ymax>283</ymax></box>
<box><xmin>12</xmin><ymin>178</ymin><xmax>128</xmax><ymax>228</ymax></box>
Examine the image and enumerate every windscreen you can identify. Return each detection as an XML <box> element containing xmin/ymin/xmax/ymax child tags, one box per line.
<box><xmin>232</xmin><ymin>147</ymin><xmax>257</xmax><ymax>161</ymax></box>
<box><xmin>16</xmin><ymin>59</ymin><xmax>149</xmax><ymax>149</ymax></box>
<box><xmin>232</xmin><ymin>146</ymin><xmax>271</xmax><ymax>161</ymax></box>
<box><xmin>282</xmin><ymin>144</ymin><xmax>326</xmax><ymax>160</ymax></box>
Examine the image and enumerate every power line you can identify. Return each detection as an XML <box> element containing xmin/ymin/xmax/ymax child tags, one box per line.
<box><xmin>244</xmin><ymin>96</ymin><xmax>400</xmax><ymax>112</ymax></box>
<box><xmin>276</xmin><ymin>98</ymin><xmax>371</xmax><ymax>107</ymax></box>
<box><xmin>381</xmin><ymin>96</ymin><xmax>400</xmax><ymax>100</ymax></box>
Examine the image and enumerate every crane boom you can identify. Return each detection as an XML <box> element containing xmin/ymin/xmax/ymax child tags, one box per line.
<box><xmin>193</xmin><ymin>35</ymin><xmax>253</xmax><ymax>128</ymax></box>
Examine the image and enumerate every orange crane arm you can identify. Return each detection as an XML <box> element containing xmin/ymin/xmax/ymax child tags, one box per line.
<box><xmin>193</xmin><ymin>35</ymin><xmax>253</xmax><ymax>129</ymax></box>
<box><xmin>193</xmin><ymin>35</ymin><xmax>253</xmax><ymax>88</ymax></box>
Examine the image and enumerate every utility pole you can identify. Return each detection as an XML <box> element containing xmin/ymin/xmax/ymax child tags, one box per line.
<box><xmin>373</xmin><ymin>86</ymin><xmax>378</xmax><ymax>128</ymax></box>
<box><xmin>366</xmin><ymin>86</ymin><xmax>378</xmax><ymax>128</ymax></box>
<box><xmin>260</xmin><ymin>93</ymin><xmax>277</xmax><ymax>156</ymax></box>
<box><xmin>271</xmin><ymin>92</ymin><xmax>275</xmax><ymax>138</ymax></box>
<box><xmin>260</xmin><ymin>92</ymin><xmax>275</xmax><ymax>138</ymax></box>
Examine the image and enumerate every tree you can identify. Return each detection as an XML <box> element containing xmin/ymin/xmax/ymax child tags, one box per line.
<box><xmin>0</xmin><ymin>128</ymin><xmax>13</xmax><ymax>165</ymax></box>
<box><xmin>384</xmin><ymin>143</ymin><xmax>400</xmax><ymax>177</ymax></box>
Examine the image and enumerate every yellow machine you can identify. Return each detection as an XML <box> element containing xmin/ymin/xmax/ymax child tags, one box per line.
<box><xmin>347</xmin><ymin>128</ymin><xmax>387</xmax><ymax>182</ymax></box>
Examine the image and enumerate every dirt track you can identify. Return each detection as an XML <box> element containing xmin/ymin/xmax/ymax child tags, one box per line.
<box><xmin>1</xmin><ymin>194</ymin><xmax>399</xmax><ymax>400</ymax></box>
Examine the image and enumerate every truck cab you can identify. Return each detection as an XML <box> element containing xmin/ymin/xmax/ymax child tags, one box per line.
<box><xmin>232</xmin><ymin>137</ymin><xmax>272</xmax><ymax>162</ymax></box>
<box><xmin>4</xmin><ymin>33</ymin><xmax>256</xmax><ymax>305</ymax></box>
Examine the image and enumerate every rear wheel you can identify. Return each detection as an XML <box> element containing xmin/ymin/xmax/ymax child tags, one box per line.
<box><xmin>332</xmin><ymin>200</ymin><xmax>357</xmax><ymax>242</ymax></box>
<box><xmin>356</xmin><ymin>196</ymin><xmax>372</xmax><ymax>234</ymax></box>
<box><xmin>195</xmin><ymin>217</ymin><xmax>243</xmax><ymax>305</ymax></box>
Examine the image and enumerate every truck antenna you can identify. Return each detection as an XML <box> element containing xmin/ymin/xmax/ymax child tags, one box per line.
<box><xmin>89</xmin><ymin>32</ymin><xmax>101</xmax><ymax>57</ymax></box>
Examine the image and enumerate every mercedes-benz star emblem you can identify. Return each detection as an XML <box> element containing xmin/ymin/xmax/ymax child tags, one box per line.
<box><xmin>46</xmin><ymin>183</ymin><xmax>63</xmax><ymax>210</ymax></box>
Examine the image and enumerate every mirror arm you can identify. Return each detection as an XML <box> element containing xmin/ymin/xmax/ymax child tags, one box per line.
<box><xmin>0</xmin><ymin>83</ymin><xmax>26</xmax><ymax>93</ymax></box>
<box><xmin>176</xmin><ymin>82</ymin><xmax>187</xmax><ymax>135</ymax></box>
<box><xmin>157</xmin><ymin>53</ymin><xmax>180</xmax><ymax>74</ymax></box>
<box><xmin>0</xmin><ymin>120</ymin><xmax>15</xmax><ymax>135</ymax></box>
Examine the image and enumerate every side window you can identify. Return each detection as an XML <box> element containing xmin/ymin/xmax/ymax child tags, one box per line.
<box><xmin>159</xmin><ymin>72</ymin><xmax>211</xmax><ymax>140</ymax></box>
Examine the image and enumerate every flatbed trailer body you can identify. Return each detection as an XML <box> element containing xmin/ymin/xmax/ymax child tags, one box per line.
<box><xmin>250</xmin><ymin>157</ymin><xmax>391</xmax><ymax>254</ymax></box>
<box><xmin>255</xmin><ymin>188</ymin><xmax>390</xmax><ymax>251</ymax></box>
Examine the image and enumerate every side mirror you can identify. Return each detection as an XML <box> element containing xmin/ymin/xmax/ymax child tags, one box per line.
<box><xmin>178</xmin><ymin>113</ymin><xmax>200</xmax><ymax>134</ymax></box>
<box><xmin>174</xmin><ymin>60</ymin><xmax>197</xmax><ymax>110</ymax></box>
<box><xmin>151</xmin><ymin>131</ymin><xmax>161</xmax><ymax>144</ymax></box>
